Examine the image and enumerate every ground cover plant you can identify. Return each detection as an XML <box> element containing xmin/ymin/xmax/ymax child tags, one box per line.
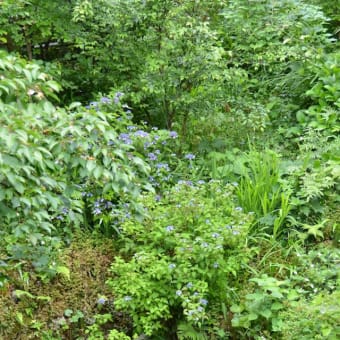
<box><xmin>0</xmin><ymin>0</ymin><xmax>339</xmax><ymax>339</ymax></box>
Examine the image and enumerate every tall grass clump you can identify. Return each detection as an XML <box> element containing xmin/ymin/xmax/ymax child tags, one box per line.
<box><xmin>236</xmin><ymin>149</ymin><xmax>291</xmax><ymax>238</ymax></box>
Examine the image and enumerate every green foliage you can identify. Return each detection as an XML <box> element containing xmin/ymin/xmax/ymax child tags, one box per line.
<box><xmin>85</xmin><ymin>313</ymin><xmax>112</xmax><ymax>340</ymax></box>
<box><xmin>0</xmin><ymin>51</ymin><xmax>149</xmax><ymax>282</ymax></box>
<box><xmin>235</xmin><ymin>149</ymin><xmax>291</xmax><ymax>238</ymax></box>
<box><xmin>231</xmin><ymin>274</ymin><xmax>298</xmax><ymax>335</ymax></box>
<box><xmin>218</xmin><ymin>0</ymin><xmax>334</xmax><ymax>128</ymax></box>
<box><xmin>177</xmin><ymin>321</ymin><xmax>208</xmax><ymax>340</ymax></box>
<box><xmin>280</xmin><ymin>290</ymin><xmax>340</xmax><ymax>339</ymax></box>
<box><xmin>296</xmin><ymin>51</ymin><xmax>340</xmax><ymax>132</ymax></box>
<box><xmin>106</xmin><ymin>0</ymin><xmax>250</xmax><ymax>150</ymax></box>
<box><xmin>289</xmin><ymin>246</ymin><xmax>339</xmax><ymax>298</ymax></box>
<box><xmin>280</xmin><ymin>129</ymin><xmax>339</xmax><ymax>224</ymax></box>
<box><xmin>108</xmin><ymin>329</ymin><xmax>131</xmax><ymax>340</ymax></box>
<box><xmin>0</xmin><ymin>0</ymin><xmax>79</xmax><ymax>58</ymax></box>
<box><xmin>107</xmin><ymin>181</ymin><xmax>253</xmax><ymax>337</ymax></box>
<box><xmin>0</xmin><ymin>1</ymin><xmax>339</xmax><ymax>339</ymax></box>
<box><xmin>0</xmin><ymin>51</ymin><xmax>66</xmax><ymax>276</ymax></box>
<box><xmin>204</xmin><ymin>148</ymin><xmax>291</xmax><ymax>238</ymax></box>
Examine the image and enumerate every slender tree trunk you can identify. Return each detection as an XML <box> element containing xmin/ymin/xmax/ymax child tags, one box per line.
<box><xmin>6</xmin><ymin>34</ymin><xmax>16</xmax><ymax>52</ymax></box>
<box><xmin>22</xmin><ymin>26</ymin><xmax>33</xmax><ymax>60</ymax></box>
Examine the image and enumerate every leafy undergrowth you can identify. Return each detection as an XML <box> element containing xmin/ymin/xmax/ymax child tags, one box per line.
<box><xmin>1</xmin><ymin>1</ymin><xmax>339</xmax><ymax>339</ymax></box>
<box><xmin>0</xmin><ymin>233</ymin><xmax>129</xmax><ymax>339</ymax></box>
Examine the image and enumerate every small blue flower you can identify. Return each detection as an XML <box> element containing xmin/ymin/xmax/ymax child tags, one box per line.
<box><xmin>156</xmin><ymin>163</ymin><xmax>169</xmax><ymax>171</ymax></box>
<box><xmin>200</xmin><ymin>298</ymin><xmax>208</xmax><ymax>305</ymax></box>
<box><xmin>169</xmin><ymin>263</ymin><xmax>176</xmax><ymax>269</ymax></box>
<box><xmin>93</xmin><ymin>208</ymin><xmax>102</xmax><ymax>215</ymax></box>
<box><xmin>119</xmin><ymin>133</ymin><xmax>132</xmax><ymax>144</ymax></box>
<box><xmin>213</xmin><ymin>262</ymin><xmax>219</xmax><ymax>268</ymax></box>
<box><xmin>176</xmin><ymin>290</ymin><xmax>182</xmax><ymax>296</ymax></box>
<box><xmin>114</xmin><ymin>91</ymin><xmax>124</xmax><ymax>104</ymax></box>
<box><xmin>148</xmin><ymin>153</ymin><xmax>157</xmax><ymax>161</ymax></box>
<box><xmin>124</xmin><ymin>296</ymin><xmax>132</xmax><ymax>301</ymax></box>
<box><xmin>134</xmin><ymin>130</ymin><xmax>149</xmax><ymax>138</ymax></box>
<box><xmin>127</xmin><ymin>125</ymin><xmax>136</xmax><ymax>131</ymax></box>
<box><xmin>185</xmin><ymin>153</ymin><xmax>195</xmax><ymax>160</ymax></box>
<box><xmin>197</xmin><ymin>306</ymin><xmax>204</xmax><ymax>312</ymax></box>
<box><xmin>212</xmin><ymin>233</ymin><xmax>220</xmax><ymax>238</ymax></box>
<box><xmin>97</xmin><ymin>296</ymin><xmax>107</xmax><ymax>305</ymax></box>
<box><xmin>105</xmin><ymin>201</ymin><xmax>113</xmax><ymax>209</ymax></box>
<box><xmin>169</xmin><ymin>131</ymin><xmax>178</xmax><ymax>138</ymax></box>
<box><xmin>166</xmin><ymin>225</ymin><xmax>175</xmax><ymax>232</ymax></box>
<box><xmin>100</xmin><ymin>97</ymin><xmax>111</xmax><ymax>104</ymax></box>
<box><xmin>186</xmin><ymin>282</ymin><xmax>193</xmax><ymax>288</ymax></box>
<box><xmin>197</xmin><ymin>180</ymin><xmax>205</xmax><ymax>185</ymax></box>
<box><xmin>233</xmin><ymin>230</ymin><xmax>240</xmax><ymax>235</ymax></box>
<box><xmin>235</xmin><ymin>206</ymin><xmax>243</xmax><ymax>211</ymax></box>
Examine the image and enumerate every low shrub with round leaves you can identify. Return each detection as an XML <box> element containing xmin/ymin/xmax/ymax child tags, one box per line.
<box><xmin>107</xmin><ymin>180</ymin><xmax>254</xmax><ymax>337</ymax></box>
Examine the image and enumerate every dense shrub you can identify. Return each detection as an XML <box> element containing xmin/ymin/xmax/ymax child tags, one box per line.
<box><xmin>0</xmin><ymin>51</ymin><xmax>149</xmax><ymax>282</ymax></box>
<box><xmin>107</xmin><ymin>181</ymin><xmax>254</xmax><ymax>337</ymax></box>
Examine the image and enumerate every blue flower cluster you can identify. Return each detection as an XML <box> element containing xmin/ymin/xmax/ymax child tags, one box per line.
<box><xmin>55</xmin><ymin>207</ymin><xmax>69</xmax><ymax>221</ymax></box>
<box><xmin>91</xmin><ymin>198</ymin><xmax>114</xmax><ymax>216</ymax></box>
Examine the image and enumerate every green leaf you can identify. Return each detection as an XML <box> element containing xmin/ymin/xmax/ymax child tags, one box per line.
<box><xmin>230</xmin><ymin>304</ymin><xmax>243</xmax><ymax>313</ymax></box>
<box><xmin>14</xmin><ymin>290</ymin><xmax>35</xmax><ymax>299</ymax></box>
<box><xmin>271</xmin><ymin>302</ymin><xmax>283</xmax><ymax>310</ymax></box>
<box><xmin>93</xmin><ymin>166</ymin><xmax>103</xmax><ymax>180</ymax></box>
<box><xmin>248</xmin><ymin>313</ymin><xmax>259</xmax><ymax>321</ymax></box>
<box><xmin>56</xmin><ymin>266</ymin><xmax>70</xmax><ymax>280</ymax></box>
<box><xmin>15</xmin><ymin>312</ymin><xmax>25</xmax><ymax>326</ymax></box>
<box><xmin>64</xmin><ymin>309</ymin><xmax>73</xmax><ymax>317</ymax></box>
<box><xmin>260</xmin><ymin>309</ymin><xmax>272</xmax><ymax>319</ymax></box>
<box><xmin>6</xmin><ymin>173</ymin><xmax>25</xmax><ymax>194</ymax></box>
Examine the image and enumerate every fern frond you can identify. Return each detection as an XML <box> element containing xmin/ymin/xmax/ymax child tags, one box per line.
<box><xmin>177</xmin><ymin>322</ymin><xmax>207</xmax><ymax>340</ymax></box>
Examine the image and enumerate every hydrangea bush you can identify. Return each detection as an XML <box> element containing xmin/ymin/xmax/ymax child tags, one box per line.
<box><xmin>107</xmin><ymin>181</ymin><xmax>254</xmax><ymax>337</ymax></box>
<box><xmin>0</xmin><ymin>51</ymin><xmax>150</xmax><ymax>281</ymax></box>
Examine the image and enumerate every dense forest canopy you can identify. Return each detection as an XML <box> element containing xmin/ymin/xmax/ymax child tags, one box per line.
<box><xmin>0</xmin><ymin>0</ymin><xmax>339</xmax><ymax>339</ymax></box>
